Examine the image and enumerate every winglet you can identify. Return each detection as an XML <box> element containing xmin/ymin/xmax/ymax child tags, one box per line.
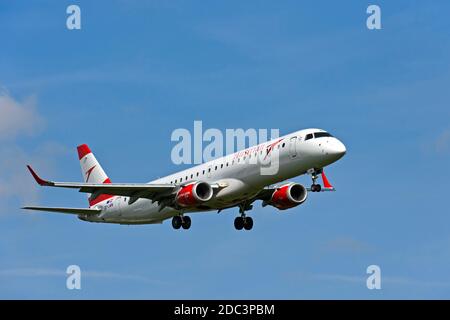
<box><xmin>27</xmin><ymin>165</ymin><xmax>52</xmax><ymax>186</ymax></box>
<box><xmin>321</xmin><ymin>171</ymin><xmax>335</xmax><ymax>190</ymax></box>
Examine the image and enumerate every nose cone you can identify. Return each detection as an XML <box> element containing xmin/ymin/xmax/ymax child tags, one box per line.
<box><xmin>327</xmin><ymin>139</ymin><xmax>346</xmax><ymax>160</ymax></box>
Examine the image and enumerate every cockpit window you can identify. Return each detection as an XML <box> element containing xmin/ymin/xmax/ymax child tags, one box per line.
<box><xmin>314</xmin><ymin>132</ymin><xmax>333</xmax><ymax>138</ymax></box>
<box><xmin>305</xmin><ymin>133</ymin><xmax>313</xmax><ymax>141</ymax></box>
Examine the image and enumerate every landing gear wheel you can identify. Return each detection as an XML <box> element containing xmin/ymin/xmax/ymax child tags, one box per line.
<box><xmin>243</xmin><ymin>217</ymin><xmax>253</xmax><ymax>230</ymax></box>
<box><xmin>181</xmin><ymin>216</ymin><xmax>191</xmax><ymax>230</ymax></box>
<box><xmin>309</xmin><ymin>169</ymin><xmax>323</xmax><ymax>192</ymax></box>
<box><xmin>234</xmin><ymin>217</ymin><xmax>244</xmax><ymax>230</ymax></box>
<box><xmin>172</xmin><ymin>216</ymin><xmax>182</xmax><ymax>229</ymax></box>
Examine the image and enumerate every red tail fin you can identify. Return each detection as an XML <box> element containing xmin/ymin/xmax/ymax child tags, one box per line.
<box><xmin>77</xmin><ymin>144</ymin><xmax>113</xmax><ymax>207</ymax></box>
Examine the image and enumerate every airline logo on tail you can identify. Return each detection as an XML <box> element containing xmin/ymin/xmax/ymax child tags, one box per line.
<box><xmin>85</xmin><ymin>165</ymin><xmax>96</xmax><ymax>182</ymax></box>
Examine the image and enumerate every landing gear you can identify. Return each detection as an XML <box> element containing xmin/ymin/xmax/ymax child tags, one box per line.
<box><xmin>234</xmin><ymin>216</ymin><xmax>253</xmax><ymax>231</ymax></box>
<box><xmin>243</xmin><ymin>216</ymin><xmax>253</xmax><ymax>230</ymax></box>
<box><xmin>234</xmin><ymin>216</ymin><xmax>244</xmax><ymax>230</ymax></box>
<box><xmin>181</xmin><ymin>216</ymin><xmax>191</xmax><ymax>229</ymax></box>
<box><xmin>239</xmin><ymin>202</ymin><xmax>253</xmax><ymax>214</ymax></box>
<box><xmin>308</xmin><ymin>168</ymin><xmax>323</xmax><ymax>192</ymax></box>
<box><xmin>172</xmin><ymin>216</ymin><xmax>182</xmax><ymax>229</ymax></box>
<box><xmin>234</xmin><ymin>202</ymin><xmax>254</xmax><ymax>231</ymax></box>
<box><xmin>172</xmin><ymin>215</ymin><xmax>191</xmax><ymax>230</ymax></box>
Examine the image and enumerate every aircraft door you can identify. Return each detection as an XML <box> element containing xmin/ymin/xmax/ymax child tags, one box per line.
<box><xmin>289</xmin><ymin>136</ymin><xmax>298</xmax><ymax>159</ymax></box>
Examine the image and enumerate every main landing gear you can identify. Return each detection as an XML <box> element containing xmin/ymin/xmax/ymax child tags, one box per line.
<box><xmin>234</xmin><ymin>203</ymin><xmax>254</xmax><ymax>231</ymax></box>
<box><xmin>234</xmin><ymin>215</ymin><xmax>253</xmax><ymax>231</ymax></box>
<box><xmin>172</xmin><ymin>215</ymin><xmax>191</xmax><ymax>230</ymax></box>
<box><xmin>309</xmin><ymin>168</ymin><xmax>322</xmax><ymax>192</ymax></box>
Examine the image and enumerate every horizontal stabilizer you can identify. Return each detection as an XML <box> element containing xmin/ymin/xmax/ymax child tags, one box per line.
<box><xmin>22</xmin><ymin>206</ymin><xmax>101</xmax><ymax>215</ymax></box>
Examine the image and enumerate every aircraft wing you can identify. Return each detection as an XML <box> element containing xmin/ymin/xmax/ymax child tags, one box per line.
<box><xmin>27</xmin><ymin>165</ymin><xmax>176</xmax><ymax>201</ymax></box>
<box><xmin>22</xmin><ymin>206</ymin><xmax>101</xmax><ymax>215</ymax></box>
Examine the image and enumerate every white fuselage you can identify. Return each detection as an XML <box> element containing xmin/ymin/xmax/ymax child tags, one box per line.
<box><xmin>84</xmin><ymin>128</ymin><xmax>346</xmax><ymax>224</ymax></box>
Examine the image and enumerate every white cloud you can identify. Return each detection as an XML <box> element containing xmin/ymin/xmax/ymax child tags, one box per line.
<box><xmin>0</xmin><ymin>143</ymin><xmax>70</xmax><ymax>214</ymax></box>
<box><xmin>435</xmin><ymin>129</ymin><xmax>450</xmax><ymax>154</ymax></box>
<box><xmin>0</xmin><ymin>90</ymin><xmax>44</xmax><ymax>140</ymax></box>
<box><xmin>311</xmin><ymin>273</ymin><xmax>450</xmax><ymax>288</ymax></box>
<box><xmin>0</xmin><ymin>268</ymin><xmax>64</xmax><ymax>277</ymax></box>
<box><xmin>0</xmin><ymin>146</ymin><xmax>40</xmax><ymax>208</ymax></box>
<box><xmin>0</xmin><ymin>90</ymin><xmax>69</xmax><ymax>215</ymax></box>
<box><xmin>0</xmin><ymin>267</ymin><xmax>168</xmax><ymax>286</ymax></box>
<box><xmin>321</xmin><ymin>236</ymin><xmax>373</xmax><ymax>254</ymax></box>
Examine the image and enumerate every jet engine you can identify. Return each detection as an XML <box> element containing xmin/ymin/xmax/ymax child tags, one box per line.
<box><xmin>176</xmin><ymin>181</ymin><xmax>213</xmax><ymax>207</ymax></box>
<box><xmin>268</xmin><ymin>183</ymin><xmax>307</xmax><ymax>210</ymax></box>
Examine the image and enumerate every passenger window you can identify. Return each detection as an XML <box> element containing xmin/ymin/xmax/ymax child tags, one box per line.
<box><xmin>282</xmin><ymin>143</ymin><xmax>285</xmax><ymax>148</ymax></box>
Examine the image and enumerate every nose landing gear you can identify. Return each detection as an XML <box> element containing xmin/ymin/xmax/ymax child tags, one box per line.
<box><xmin>311</xmin><ymin>183</ymin><xmax>321</xmax><ymax>192</ymax></box>
<box><xmin>308</xmin><ymin>168</ymin><xmax>323</xmax><ymax>192</ymax></box>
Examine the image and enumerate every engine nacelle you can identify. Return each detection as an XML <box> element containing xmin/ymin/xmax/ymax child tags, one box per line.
<box><xmin>176</xmin><ymin>181</ymin><xmax>213</xmax><ymax>207</ymax></box>
<box><xmin>269</xmin><ymin>183</ymin><xmax>308</xmax><ymax>210</ymax></box>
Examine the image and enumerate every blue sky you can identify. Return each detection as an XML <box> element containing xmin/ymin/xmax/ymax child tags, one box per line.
<box><xmin>1</xmin><ymin>0</ymin><xmax>450</xmax><ymax>299</ymax></box>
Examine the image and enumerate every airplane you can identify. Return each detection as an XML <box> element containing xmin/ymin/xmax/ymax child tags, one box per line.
<box><xmin>23</xmin><ymin>128</ymin><xmax>346</xmax><ymax>230</ymax></box>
